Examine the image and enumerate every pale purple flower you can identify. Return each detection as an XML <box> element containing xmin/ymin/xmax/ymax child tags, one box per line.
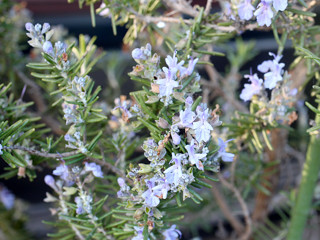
<box><xmin>162</xmin><ymin>225</ymin><xmax>182</xmax><ymax>240</ymax></box>
<box><xmin>118</xmin><ymin>178</ymin><xmax>125</xmax><ymax>188</ymax></box>
<box><xmin>132</xmin><ymin>226</ymin><xmax>145</xmax><ymax>240</ymax></box>
<box><xmin>142</xmin><ymin>180</ymin><xmax>160</xmax><ymax>207</ymax></box>
<box><xmin>54</xmin><ymin>41</ymin><xmax>67</xmax><ymax>55</ymax></box>
<box><xmin>223</xmin><ymin>2</ymin><xmax>236</xmax><ymax>20</ymax></box>
<box><xmin>273</xmin><ymin>0</ymin><xmax>287</xmax><ymax>11</ymax></box>
<box><xmin>238</xmin><ymin>0</ymin><xmax>255</xmax><ymax>21</ymax></box>
<box><xmin>152</xmin><ymin>179</ymin><xmax>170</xmax><ymax>200</ymax></box>
<box><xmin>75</xmin><ymin>195</ymin><xmax>92</xmax><ymax>215</ymax></box>
<box><xmin>41</xmin><ymin>23</ymin><xmax>50</xmax><ymax>34</ymax></box>
<box><xmin>25</xmin><ymin>22</ymin><xmax>33</xmax><ymax>32</ymax></box>
<box><xmin>179</xmin><ymin>108</ymin><xmax>195</xmax><ymax>128</ymax></box>
<box><xmin>192</xmin><ymin>106</ymin><xmax>213</xmax><ymax>143</ymax></box>
<box><xmin>132</xmin><ymin>43</ymin><xmax>151</xmax><ymax>60</ymax></box>
<box><xmin>0</xmin><ymin>186</ymin><xmax>15</xmax><ymax>210</ymax></box>
<box><xmin>182</xmin><ymin>57</ymin><xmax>198</xmax><ymax>77</ymax></box>
<box><xmin>164</xmin><ymin>153</ymin><xmax>183</xmax><ymax>186</ymax></box>
<box><xmin>53</xmin><ymin>164</ymin><xmax>69</xmax><ymax>182</ymax></box>
<box><xmin>172</xmin><ymin>132</ymin><xmax>181</xmax><ymax>145</ymax></box>
<box><xmin>44</xmin><ymin>175</ymin><xmax>56</xmax><ymax>190</ymax></box>
<box><xmin>84</xmin><ymin>162</ymin><xmax>103</xmax><ymax>178</ymax></box>
<box><xmin>132</xmin><ymin>48</ymin><xmax>146</xmax><ymax>60</ymax></box>
<box><xmin>75</xmin><ymin>196</ymin><xmax>84</xmax><ymax>214</ymax></box>
<box><xmin>185</xmin><ymin>96</ymin><xmax>193</xmax><ymax>107</ymax></box>
<box><xmin>64</xmin><ymin>134</ymin><xmax>76</xmax><ymax>143</ymax></box>
<box><xmin>165</xmin><ymin>51</ymin><xmax>185</xmax><ymax>75</ymax></box>
<box><xmin>156</xmin><ymin>68</ymin><xmax>179</xmax><ymax>98</ymax></box>
<box><xmin>0</xmin><ymin>144</ymin><xmax>3</xmax><ymax>155</ymax></box>
<box><xmin>290</xmin><ymin>88</ymin><xmax>298</xmax><ymax>96</ymax></box>
<box><xmin>113</xmin><ymin>97</ymin><xmax>132</xmax><ymax>119</ymax></box>
<box><xmin>217</xmin><ymin>138</ymin><xmax>235</xmax><ymax>162</ymax></box>
<box><xmin>34</xmin><ymin>23</ymin><xmax>41</xmax><ymax>32</ymax></box>
<box><xmin>240</xmin><ymin>73</ymin><xmax>263</xmax><ymax>101</ymax></box>
<box><xmin>42</xmin><ymin>41</ymin><xmax>54</xmax><ymax>55</ymax></box>
<box><xmin>62</xmin><ymin>103</ymin><xmax>77</xmax><ymax>125</ymax></box>
<box><xmin>258</xmin><ymin>53</ymin><xmax>285</xmax><ymax>89</ymax></box>
<box><xmin>254</xmin><ymin>0</ymin><xmax>274</xmax><ymax>27</ymax></box>
<box><xmin>117</xmin><ymin>178</ymin><xmax>130</xmax><ymax>198</ymax></box>
<box><xmin>98</xmin><ymin>3</ymin><xmax>111</xmax><ymax>17</ymax></box>
<box><xmin>185</xmin><ymin>139</ymin><xmax>206</xmax><ymax>170</ymax></box>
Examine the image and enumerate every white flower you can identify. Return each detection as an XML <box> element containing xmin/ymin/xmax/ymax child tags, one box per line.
<box><xmin>98</xmin><ymin>3</ymin><xmax>111</xmax><ymax>17</ymax></box>
<box><xmin>179</xmin><ymin>108</ymin><xmax>195</xmax><ymax>128</ymax></box>
<box><xmin>240</xmin><ymin>73</ymin><xmax>263</xmax><ymax>101</ymax></box>
<box><xmin>155</xmin><ymin>68</ymin><xmax>179</xmax><ymax>98</ymax></box>
<box><xmin>217</xmin><ymin>138</ymin><xmax>235</xmax><ymax>162</ymax></box>
<box><xmin>164</xmin><ymin>153</ymin><xmax>183</xmax><ymax>186</ymax></box>
<box><xmin>258</xmin><ymin>52</ymin><xmax>285</xmax><ymax>89</ymax></box>
<box><xmin>238</xmin><ymin>0</ymin><xmax>255</xmax><ymax>21</ymax></box>
<box><xmin>254</xmin><ymin>0</ymin><xmax>273</xmax><ymax>27</ymax></box>
<box><xmin>185</xmin><ymin>139</ymin><xmax>206</xmax><ymax>170</ymax></box>
<box><xmin>273</xmin><ymin>0</ymin><xmax>288</xmax><ymax>12</ymax></box>
<box><xmin>192</xmin><ymin>106</ymin><xmax>213</xmax><ymax>143</ymax></box>
<box><xmin>84</xmin><ymin>162</ymin><xmax>104</xmax><ymax>178</ymax></box>
<box><xmin>165</xmin><ymin>51</ymin><xmax>185</xmax><ymax>75</ymax></box>
<box><xmin>162</xmin><ymin>225</ymin><xmax>182</xmax><ymax>240</ymax></box>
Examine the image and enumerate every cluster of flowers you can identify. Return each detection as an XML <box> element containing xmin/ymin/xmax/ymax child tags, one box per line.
<box><xmin>25</xmin><ymin>22</ymin><xmax>70</xmax><ymax>71</ymax></box>
<box><xmin>131</xmin><ymin>44</ymin><xmax>200</xmax><ymax>106</ymax></box>
<box><xmin>240</xmin><ymin>52</ymin><xmax>297</xmax><ymax>124</ymax></box>
<box><xmin>63</xmin><ymin>76</ymin><xmax>90</xmax><ymax>154</ymax></box>
<box><xmin>25</xmin><ymin>23</ymin><xmax>89</xmax><ymax>154</ymax></box>
<box><xmin>116</xmin><ymin>44</ymin><xmax>235</xmax><ymax>239</ymax></box>
<box><xmin>224</xmin><ymin>0</ymin><xmax>288</xmax><ymax>27</ymax></box>
<box><xmin>44</xmin><ymin>161</ymin><xmax>103</xmax><ymax>216</ymax></box>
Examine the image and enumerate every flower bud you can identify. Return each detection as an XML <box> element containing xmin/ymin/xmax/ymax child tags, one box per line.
<box><xmin>42</xmin><ymin>23</ymin><xmax>50</xmax><ymax>34</ymax></box>
<box><xmin>42</xmin><ymin>41</ymin><xmax>54</xmax><ymax>55</ymax></box>
<box><xmin>156</xmin><ymin>118</ymin><xmax>169</xmax><ymax>129</ymax></box>
<box><xmin>172</xmin><ymin>132</ymin><xmax>181</xmax><ymax>145</ymax></box>
<box><xmin>44</xmin><ymin>175</ymin><xmax>56</xmax><ymax>189</ymax></box>
<box><xmin>25</xmin><ymin>22</ymin><xmax>33</xmax><ymax>32</ymax></box>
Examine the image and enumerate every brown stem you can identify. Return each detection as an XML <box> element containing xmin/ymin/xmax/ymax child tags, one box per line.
<box><xmin>218</xmin><ymin>174</ymin><xmax>252</xmax><ymax>240</ymax></box>
<box><xmin>251</xmin><ymin>129</ymin><xmax>287</xmax><ymax>222</ymax></box>
<box><xmin>210</xmin><ymin>182</ymin><xmax>245</xmax><ymax>234</ymax></box>
<box><xmin>204</xmin><ymin>0</ymin><xmax>213</xmax><ymax>16</ymax></box>
<box><xmin>203</xmin><ymin>61</ymin><xmax>249</xmax><ymax>113</ymax></box>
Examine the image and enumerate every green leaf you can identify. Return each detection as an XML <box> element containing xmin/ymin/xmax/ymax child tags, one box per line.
<box><xmin>286</xmin><ymin>7</ymin><xmax>316</xmax><ymax>17</ymax></box>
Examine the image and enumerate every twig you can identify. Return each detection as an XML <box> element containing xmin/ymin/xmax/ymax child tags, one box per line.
<box><xmin>3</xmin><ymin>145</ymin><xmax>126</xmax><ymax>179</ymax></box>
<box><xmin>4</xmin><ymin>145</ymin><xmax>78</xmax><ymax>158</ymax></box>
<box><xmin>203</xmin><ymin>60</ymin><xmax>249</xmax><ymax>113</ymax></box>
<box><xmin>204</xmin><ymin>0</ymin><xmax>213</xmax><ymax>16</ymax></box>
<box><xmin>71</xmin><ymin>224</ymin><xmax>85</xmax><ymax>240</ymax></box>
<box><xmin>230</xmin><ymin>155</ymin><xmax>238</xmax><ymax>186</ymax></box>
<box><xmin>127</xmin><ymin>7</ymin><xmax>238</xmax><ymax>32</ymax></box>
<box><xmin>16</xmin><ymin>70</ymin><xmax>64</xmax><ymax>135</ymax></box>
<box><xmin>210</xmin><ymin>182</ymin><xmax>245</xmax><ymax>234</ymax></box>
<box><xmin>218</xmin><ymin>174</ymin><xmax>252</xmax><ymax>240</ymax></box>
<box><xmin>163</xmin><ymin>0</ymin><xmax>198</xmax><ymax>17</ymax></box>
